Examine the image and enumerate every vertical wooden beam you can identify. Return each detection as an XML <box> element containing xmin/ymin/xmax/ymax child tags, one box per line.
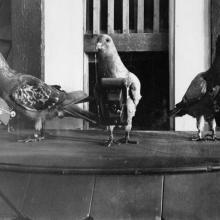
<box><xmin>205</xmin><ymin>0</ymin><xmax>211</xmax><ymax>65</ymax></box>
<box><xmin>169</xmin><ymin>0</ymin><xmax>175</xmax><ymax>130</ymax></box>
<box><xmin>83</xmin><ymin>0</ymin><xmax>87</xmax><ymax>34</ymax></box>
<box><xmin>211</xmin><ymin>0</ymin><xmax>218</xmax><ymax>62</ymax></box>
<box><xmin>122</xmin><ymin>0</ymin><xmax>129</xmax><ymax>33</ymax></box>
<box><xmin>133</xmin><ymin>0</ymin><xmax>137</xmax><ymax>31</ymax></box>
<box><xmin>83</xmin><ymin>53</ymin><xmax>89</xmax><ymax>130</ymax></box>
<box><xmin>153</xmin><ymin>0</ymin><xmax>160</xmax><ymax>32</ymax></box>
<box><xmin>11</xmin><ymin>0</ymin><xmax>42</xmax><ymax>78</ymax></box>
<box><xmin>93</xmin><ymin>0</ymin><xmax>100</xmax><ymax>34</ymax></box>
<box><xmin>40</xmin><ymin>0</ymin><xmax>45</xmax><ymax>131</ymax></box>
<box><xmin>107</xmin><ymin>0</ymin><xmax>114</xmax><ymax>33</ymax></box>
<box><xmin>83</xmin><ymin>0</ymin><xmax>89</xmax><ymax>129</ymax></box>
<box><xmin>0</xmin><ymin>0</ymin><xmax>12</xmax><ymax>63</ymax></box>
<box><xmin>137</xmin><ymin>0</ymin><xmax>144</xmax><ymax>33</ymax></box>
<box><xmin>11</xmin><ymin>0</ymin><xmax>42</xmax><ymax>128</ymax></box>
<box><xmin>41</xmin><ymin>0</ymin><xmax>45</xmax><ymax>81</ymax></box>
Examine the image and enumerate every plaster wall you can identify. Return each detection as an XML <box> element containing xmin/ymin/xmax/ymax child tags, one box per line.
<box><xmin>175</xmin><ymin>0</ymin><xmax>210</xmax><ymax>131</ymax></box>
<box><xmin>44</xmin><ymin>0</ymin><xmax>84</xmax><ymax>129</ymax></box>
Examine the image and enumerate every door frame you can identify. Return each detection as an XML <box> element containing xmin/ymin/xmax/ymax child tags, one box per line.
<box><xmin>169</xmin><ymin>0</ymin><xmax>175</xmax><ymax>130</ymax></box>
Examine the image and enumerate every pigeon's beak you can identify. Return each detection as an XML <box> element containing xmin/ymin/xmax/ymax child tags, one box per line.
<box><xmin>96</xmin><ymin>42</ymin><xmax>103</xmax><ymax>50</ymax></box>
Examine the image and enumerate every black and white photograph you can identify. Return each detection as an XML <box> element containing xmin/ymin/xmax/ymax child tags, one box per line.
<box><xmin>0</xmin><ymin>0</ymin><xmax>219</xmax><ymax>219</ymax></box>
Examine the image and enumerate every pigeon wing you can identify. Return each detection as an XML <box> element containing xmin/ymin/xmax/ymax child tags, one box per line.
<box><xmin>11</xmin><ymin>75</ymin><xmax>65</xmax><ymax>111</ymax></box>
<box><xmin>183</xmin><ymin>73</ymin><xmax>207</xmax><ymax>104</ymax></box>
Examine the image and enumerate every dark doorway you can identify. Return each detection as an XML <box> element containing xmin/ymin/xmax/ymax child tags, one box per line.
<box><xmin>121</xmin><ymin>52</ymin><xmax>169</xmax><ymax>130</ymax></box>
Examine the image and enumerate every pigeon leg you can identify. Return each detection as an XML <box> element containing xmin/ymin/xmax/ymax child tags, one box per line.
<box><xmin>104</xmin><ymin>125</ymin><xmax>118</xmax><ymax>147</ymax></box>
<box><xmin>192</xmin><ymin>116</ymin><xmax>205</xmax><ymax>141</ymax></box>
<box><xmin>33</xmin><ymin>118</ymin><xmax>45</xmax><ymax>141</ymax></box>
<box><xmin>18</xmin><ymin>118</ymin><xmax>45</xmax><ymax>142</ymax></box>
<box><xmin>18</xmin><ymin>133</ymin><xmax>45</xmax><ymax>143</ymax></box>
<box><xmin>118</xmin><ymin>124</ymin><xmax>139</xmax><ymax>144</ymax></box>
<box><xmin>205</xmin><ymin>118</ymin><xmax>219</xmax><ymax>141</ymax></box>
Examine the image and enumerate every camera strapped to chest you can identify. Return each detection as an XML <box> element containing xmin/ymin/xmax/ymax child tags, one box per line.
<box><xmin>97</xmin><ymin>78</ymin><xmax>128</xmax><ymax>126</ymax></box>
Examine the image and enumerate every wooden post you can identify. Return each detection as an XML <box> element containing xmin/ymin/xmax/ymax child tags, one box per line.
<box><xmin>137</xmin><ymin>0</ymin><xmax>144</xmax><ymax>33</ymax></box>
<box><xmin>122</xmin><ymin>0</ymin><xmax>129</xmax><ymax>33</ymax></box>
<box><xmin>211</xmin><ymin>0</ymin><xmax>219</xmax><ymax>62</ymax></box>
<box><xmin>41</xmin><ymin>0</ymin><xmax>45</xmax><ymax>81</ymax></box>
<box><xmin>11</xmin><ymin>0</ymin><xmax>43</xmax><ymax>128</ymax></box>
<box><xmin>83</xmin><ymin>0</ymin><xmax>87</xmax><ymax>34</ymax></box>
<box><xmin>0</xmin><ymin>0</ymin><xmax>11</xmax><ymax>62</ymax></box>
<box><xmin>11</xmin><ymin>0</ymin><xmax>42</xmax><ymax>78</ymax></box>
<box><xmin>93</xmin><ymin>0</ymin><xmax>100</xmax><ymax>34</ymax></box>
<box><xmin>83</xmin><ymin>53</ymin><xmax>89</xmax><ymax>130</ymax></box>
<box><xmin>153</xmin><ymin>0</ymin><xmax>160</xmax><ymax>33</ymax></box>
<box><xmin>107</xmin><ymin>0</ymin><xmax>114</xmax><ymax>34</ymax></box>
<box><xmin>169</xmin><ymin>0</ymin><xmax>175</xmax><ymax>130</ymax></box>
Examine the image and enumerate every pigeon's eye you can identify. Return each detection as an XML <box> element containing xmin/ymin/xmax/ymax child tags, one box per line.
<box><xmin>106</xmin><ymin>38</ymin><xmax>110</xmax><ymax>43</ymax></box>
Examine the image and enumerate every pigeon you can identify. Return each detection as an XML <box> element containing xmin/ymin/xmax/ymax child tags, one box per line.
<box><xmin>169</xmin><ymin>36</ymin><xmax>220</xmax><ymax>141</ymax></box>
<box><xmin>0</xmin><ymin>52</ymin><xmax>97</xmax><ymax>142</ymax></box>
<box><xmin>95</xmin><ymin>34</ymin><xmax>142</xmax><ymax>147</ymax></box>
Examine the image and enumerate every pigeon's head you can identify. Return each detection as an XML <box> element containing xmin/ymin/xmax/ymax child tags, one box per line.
<box><xmin>96</xmin><ymin>34</ymin><xmax>117</xmax><ymax>55</ymax></box>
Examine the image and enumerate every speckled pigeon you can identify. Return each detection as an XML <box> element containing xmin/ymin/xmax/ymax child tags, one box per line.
<box><xmin>0</xmin><ymin>52</ymin><xmax>97</xmax><ymax>142</ymax></box>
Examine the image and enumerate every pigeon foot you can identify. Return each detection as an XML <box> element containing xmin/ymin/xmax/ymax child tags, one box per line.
<box><xmin>117</xmin><ymin>137</ymin><xmax>139</xmax><ymax>144</ymax></box>
<box><xmin>204</xmin><ymin>134</ymin><xmax>220</xmax><ymax>141</ymax></box>
<box><xmin>18</xmin><ymin>134</ymin><xmax>45</xmax><ymax>143</ymax></box>
<box><xmin>104</xmin><ymin>138</ymin><xmax>119</xmax><ymax>147</ymax></box>
<box><xmin>83</xmin><ymin>215</ymin><xmax>94</xmax><ymax>220</ymax></box>
<box><xmin>191</xmin><ymin>137</ymin><xmax>205</xmax><ymax>141</ymax></box>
